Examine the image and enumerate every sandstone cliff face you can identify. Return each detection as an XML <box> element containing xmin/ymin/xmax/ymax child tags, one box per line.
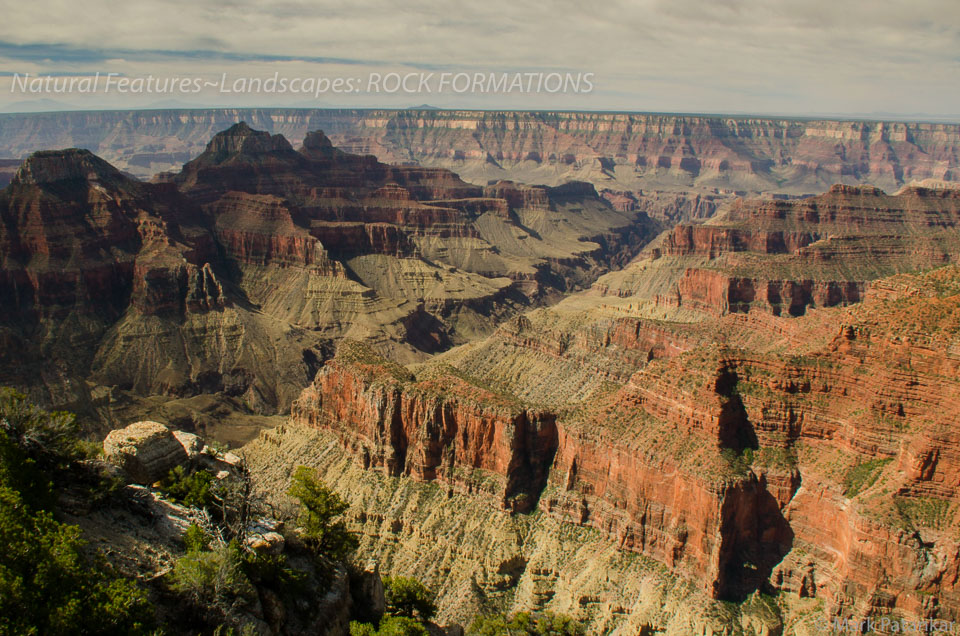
<box><xmin>598</xmin><ymin>184</ymin><xmax>960</xmax><ymax>318</ymax></box>
<box><xmin>287</xmin><ymin>264</ymin><xmax>960</xmax><ymax>627</ymax></box>
<box><xmin>0</xmin><ymin>149</ymin><xmax>198</xmax><ymax>345</ymax></box>
<box><xmin>245</xmin><ymin>422</ymin><xmax>795</xmax><ymax>636</ymax></box>
<box><xmin>292</xmin><ymin>341</ymin><xmax>557</xmax><ymax>513</ymax></box>
<box><xmin>660</xmin><ymin>185</ymin><xmax>960</xmax><ymax>261</ymax></box>
<box><xmin>3</xmin><ymin>110</ymin><xmax>958</xmax><ymax>197</ymax></box>
<box><xmin>209</xmin><ymin>192</ymin><xmax>343</xmax><ymax>271</ymax></box>
<box><xmin>292</xmin><ymin>341</ymin><xmax>789</xmax><ymax>601</ymax></box>
<box><xmin>0</xmin><ymin>146</ymin><xmax>330</xmax><ymax>417</ymax></box>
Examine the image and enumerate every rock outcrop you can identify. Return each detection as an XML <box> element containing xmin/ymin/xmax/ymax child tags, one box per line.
<box><xmin>173</xmin><ymin>430</ymin><xmax>204</xmax><ymax>458</ymax></box>
<box><xmin>103</xmin><ymin>420</ymin><xmax>246</xmax><ymax>484</ymax></box>
<box><xmin>357</xmin><ymin>562</ymin><xmax>386</xmax><ymax>619</ymax></box>
<box><xmin>292</xmin><ymin>341</ymin><xmax>557</xmax><ymax>513</ymax></box>
<box><xmin>285</xmin><ymin>264</ymin><xmax>960</xmax><ymax>628</ymax></box>
<box><xmin>103</xmin><ymin>421</ymin><xmax>189</xmax><ymax>484</ymax></box>
<box><xmin>598</xmin><ymin>184</ymin><xmax>960</xmax><ymax>318</ymax></box>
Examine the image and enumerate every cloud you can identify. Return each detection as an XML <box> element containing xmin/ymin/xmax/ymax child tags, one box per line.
<box><xmin>0</xmin><ymin>0</ymin><xmax>957</xmax><ymax>116</ymax></box>
<box><xmin>0</xmin><ymin>41</ymin><xmax>395</xmax><ymax>68</ymax></box>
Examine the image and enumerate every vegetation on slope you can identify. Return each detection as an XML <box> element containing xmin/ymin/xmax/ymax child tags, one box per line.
<box><xmin>0</xmin><ymin>388</ymin><xmax>155</xmax><ymax>635</ymax></box>
<box><xmin>467</xmin><ymin>611</ymin><xmax>586</xmax><ymax>635</ymax></box>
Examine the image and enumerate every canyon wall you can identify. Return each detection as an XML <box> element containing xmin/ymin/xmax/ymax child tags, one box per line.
<box><xmin>592</xmin><ymin>184</ymin><xmax>960</xmax><ymax>319</ymax></box>
<box><xmin>284</xmin><ymin>263</ymin><xmax>960</xmax><ymax>629</ymax></box>
<box><xmin>0</xmin><ymin>123</ymin><xmax>656</xmax><ymax>427</ymax></box>
<box><xmin>1</xmin><ymin>109</ymin><xmax>958</xmax><ymax>199</ymax></box>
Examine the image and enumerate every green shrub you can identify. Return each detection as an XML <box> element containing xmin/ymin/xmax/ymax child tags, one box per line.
<box><xmin>843</xmin><ymin>458</ymin><xmax>891</xmax><ymax>497</ymax></box>
<box><xmin>0</xmin><ymin>388</ymin><xmax>85</xmax><ymax>463</ymax></box>
<box><xmin>534</xmin><ymin>612</ymin><xmax>586</xmax><ymax>635</ymax></box>
<box><xmin>377</xmin><ymin>616</ymin><xmax>430</xmax><ymax>636</ymax></box>
<box><xmin>241</xmin><ymin>550</ymin><xmax>308</xmax><ymax>597</ymax></box>
<box><xmin>0</xmin><ymin>390</ymin><xmax>155</xmax><ymax>635</ymax></box>
<box><xmin>384</xmin><ymin>576</ymin><xmax>437</xmax><ymax>621</ymax></box>
<box><xmin>0</xmin><ymin>485</ymin><xmax>155</xmax><ymax>635</ymax></box>
<box><xmin>287</xmin><ymin>466</ymin><xmax>358</xmax><ymax>562</ymax></box>
<box><xmin>468</xmin><ymin>611</ymin><xmax>585</xmax><ymax>635</ymax></box>
<box><xmin>894</xmin><ymin>495</ymin><xmax>954</xmax><ymax>530</ymax></box>
<box><xmin>350</xmin><ymin>622</ymin><xmax>379</xmax><ymax>636</ymax></box>
<box><xmin>159</xmin><ymin>465</ymin><xmax>215</xmax><ymax>508</ymax></box>
<box><xmin>0</xmin><ymin>388</ymin><xmax>85</xmax><ymax>509</ymax></box>
<box><xmin>350</xmin><ymin>616</ymin><xmax>429</xmax><ymax>636</ymax></box>
<box><xmin>169</xmin><ymin>539</ymin><xmax>254</xmax><ymax>607</ymax></box>
<box><xmin>184</xmin><ymin>522</ymin><xmax>211</xmax><ymax>553</ymax></box>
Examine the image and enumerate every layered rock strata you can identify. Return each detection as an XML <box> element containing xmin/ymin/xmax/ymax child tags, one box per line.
<box><xmin>0</xmin><ymin>124</ymin><xmax>655</xmax><ymax>423</ymax></box>
<box><xmin>288</xmin><ymin>264</ymin><xmax>960</xmax><ymax>627</ymax></box>
<box><xmin>2</xmin><ymin>110</ymin><xmax>959</xmax><ymax>196</ymax></box>
<box><xmin>595</xmin><ymin>184</ymin><xmax>960</xmax><ymax>318</ymax></box>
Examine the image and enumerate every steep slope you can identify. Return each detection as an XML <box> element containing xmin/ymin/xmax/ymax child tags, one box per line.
<box><xmin>589</xmin><ymin>184</ymin><xmax>960</xmax><ymax>320</ymax></box>
<box><xmin>0</xmin><ymin>124</ymin><xmax>657</xmax><ymax>431</ymax></box>
<box><xmin>269</xmin><ymin>263</ymin><xmax>960</xmax><ymax>631</ymax></box>
<box><xmin>0</xmin><ymin>147</ymin><xmax>327</xmax><ymax>424</ymax></box>
<box><xmin>245</xmin><ymin>421</ymin><xmax>788</xmax><ymax>635</ymax></box>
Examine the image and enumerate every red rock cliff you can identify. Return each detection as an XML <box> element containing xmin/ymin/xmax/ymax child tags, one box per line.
<box><xmin>292</xmin><ymin>341</ymin><xmax>557</xmax><ymax>512</ymax></box>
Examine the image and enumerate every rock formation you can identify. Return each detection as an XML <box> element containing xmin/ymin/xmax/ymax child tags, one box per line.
<box><xmin>278</xmin><ymin>258</ymin><xmax>960</xmax><ymax>629</ymax></box>
<box><xmin>103</xmin><ymin>421</ymin><xmax>189</xmax><ymax>484</ymax></box>
<box><xmin>7</xmin><ymin>113</ymin><xmax>960</xmax><ymax>633</ymax></box>
<box><xmin>292</xmin><ymin>341</ymin><xmax>557</xmax><ymax>513</ymax></box>
<box><xmin>0</xmin><ymin>124</ymin><xmax>656</xmax><ymax>429</ymax></box>
<box><xmin>2</xmin><ymin>110</ymin><xmax>959</xmax><ymax>197</ymax></box>
<box><xmin>5</xmin><ymin>110</ymin><xmax>960</xmax><ymax>235</ymax></box>
<box><xmin>594</xmin><ymin>184</ymin><xmax>960</xmax><ymax>319</ymax></box>
<box><xmin>0</xmin><ymin>158</ymin><xmax>23</xmax><ymax>188</ymax></box>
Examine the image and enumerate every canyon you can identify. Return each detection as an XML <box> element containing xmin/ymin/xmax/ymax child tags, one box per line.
<box><xmin>0</xmin><ymin>122</ymin><xmax>654</xmax><ymax>436</ymax></box>
<box><xmin>4</xmin><ymin>110</ymin><xmax>960</xmax><ymax>633</ymax></box>
<box><xmin>244</xmin><ymin>180</ymin><xmax>960</xmax><ymax>632</ymax></box>
<box><xmin>2</xmin><ymin>109</ymin><xmax>960</xmax><ymax>225</ymax></box>
<box><xmin>263</xmin><ymin>262</ymin><xmax>960</xmax><ymax>633</ymax></box>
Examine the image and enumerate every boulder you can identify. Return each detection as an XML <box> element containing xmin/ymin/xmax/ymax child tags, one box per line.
<box><xmin>198</xmin><ymin>447</ymin><xmax>245</xmax><ymax>477</ymax></box>
<box><xmin>173</xmin><ymin>430</ymin><xmax>204</xmax><ymax>459</ymax></box>
<box><xmin>220</xmin><ymin>451</ymin><xmax>244</xmax><ymax>467</ymax></box>
<box><xmin>103</xmin><ymin>421</ymin><xmax>188</xmax><ymax>484</ymax></box>
<box><xmin>245</xmin><ymin>518</ymin><xmax>285</xmax><ymax>555</ymax></box>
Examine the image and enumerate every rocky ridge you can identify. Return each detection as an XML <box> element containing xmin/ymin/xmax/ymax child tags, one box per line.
<box><xmin>2</xmin><ymin>110</ymin><xmax>959</xmax><ymax>193</ymax></box>
<box><xmin>276</xmin><ymin>256</ymin><xmax>960</xmax><ymax>629</ymax></box>
<box><xmin>591</xmin><ymin>184</ymin><xmax>960</xmax><ymax>319</ymax></box>
<box><xmin>0</xmin><ymin>123</ymin><xmax>656</xmax><ymax>431</ymax></box>
<box><xmin>4</xmin><ymin>109</ymin><xmax>960</xmax><ymax>227</ymax></box>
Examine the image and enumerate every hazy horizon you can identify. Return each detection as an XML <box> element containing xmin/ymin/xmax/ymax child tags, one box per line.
<box><xmin>1</xmin><ymin>102</ymin><xmax>959</xmax><ymax>126</ymax></box>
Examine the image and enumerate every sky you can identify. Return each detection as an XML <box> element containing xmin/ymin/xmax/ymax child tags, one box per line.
<box><xmin>0</xmin><ymin>0</ymin><xmax>958</xmax><ymax>119</ymax></box>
